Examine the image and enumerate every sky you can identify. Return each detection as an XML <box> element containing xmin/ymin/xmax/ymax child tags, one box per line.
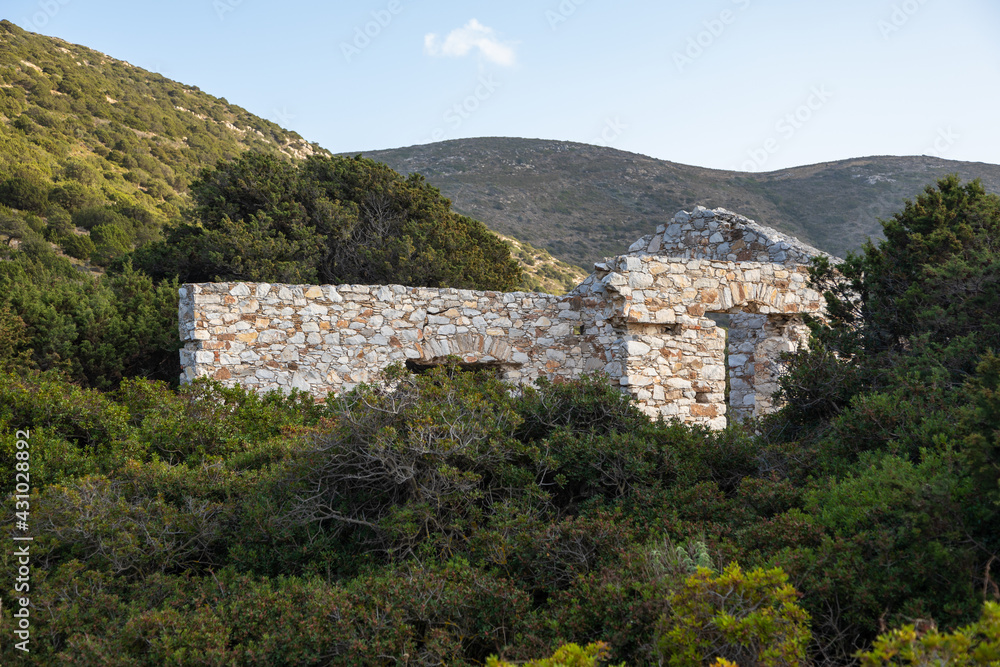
<box><xmin>6</xmin><ymin>0</ymin><xmax>1000</xmax><ymax>172</ymax></box>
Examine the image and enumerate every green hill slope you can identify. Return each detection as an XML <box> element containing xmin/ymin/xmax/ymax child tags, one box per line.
<box><xmin>0</xmin><ymin>19</ymin><xmax>325</xmax><ymax>226</ymax></box>
<box><xmin>359</xmin><ymin>138</ymin><xmax>1000</xmax><ymax>266</ymax></box>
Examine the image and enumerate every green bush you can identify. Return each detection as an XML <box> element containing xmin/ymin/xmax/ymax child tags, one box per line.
<box><xmin>488</xmin><ymin>642</ymin><xmax>619</xmax><ymax>667</ymax></box>
<box><xmin>43</xmin><ymin>203</ymin><xmax>74</xmax><ymax>237</ymax></box>
<box><xmin>49</xmin><ymin>181</ymin><xmax>101</xmax><ymax>212</ymax></box>
<box><xmin>90</xmin><ymin>222</ymin><xmax>133</xmax><ymax>266</ymax></box>
<box><xmin>858</xmin><ymin>602</ymin><xmax>1000</xmax><ymax>667</ymax></box>
<box><xmin>71</xmin><ymin>204</ymin><xmax>130</xmax><ymax>232</ymax></box>
<box><xmin>58</xmin><ymin>232</ymin><xmax>95</xmax><ymax>260</ymax></box>
<box><xmin>657</xmin><ymin>563</ymin><xmax>811</xmax><ymax>667</ymax></box>
<box><xmin>0</xmin><ymin>172</ymin><xmax>50</xmax><ymax>212</ymax></box>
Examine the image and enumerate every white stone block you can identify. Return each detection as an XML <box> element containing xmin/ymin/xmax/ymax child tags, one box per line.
<box><xmin>625</xmin><ymin>341</ymin><xmax>651</xmax><ymax>356</ymax></box>
<box><xmin>629</xmin><ymin>272</ymin><xmax>654</xmax><ymax>289</ymax></box>
<box><xmin>258</xmin><ymin>330</ymin><xmax>286</xmax><ymax>344</ymax></box>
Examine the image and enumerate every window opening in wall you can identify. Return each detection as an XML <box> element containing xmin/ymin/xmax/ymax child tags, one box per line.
<box><xmin>404</xmin><ymin>359</ymin><xmax>506</xmax><ymax>378</ymax></box>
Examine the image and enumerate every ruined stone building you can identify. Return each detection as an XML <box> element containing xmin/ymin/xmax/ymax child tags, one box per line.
<box><xmin>179</xmin><ymin>207</ymin><xmax>835</xmax><ymax>429</ymax></box>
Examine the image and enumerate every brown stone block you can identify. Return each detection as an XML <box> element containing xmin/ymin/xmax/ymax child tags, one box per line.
<box><xmin>690</xmin><ymin>404</ymin><xmax>718</xmax><ymax>418</ymax></box>
<box><xmin>213</xmin><ymin>367</ymin><xmax>232</xmax><ymax>380</ymax></box>
<box><xmin>224</xmin><ymin>295</ymin><xmax>236</xmax><ymax>304</ymax></box>
<box><xmin>701</xmin><ymin>289</ymin><xmax>719</xmax><ymax>303</ymax></box>
<box><xmin>687</xmin><ymin>304</ymin><xmax>706</xmax><ymax>317</ymax></box>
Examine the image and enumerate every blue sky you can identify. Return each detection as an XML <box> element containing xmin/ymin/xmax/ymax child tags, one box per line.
<box><xmin>6</xmin><ymin>0</ymin><xmax>1000</xmax><ymax>171</ymax></box>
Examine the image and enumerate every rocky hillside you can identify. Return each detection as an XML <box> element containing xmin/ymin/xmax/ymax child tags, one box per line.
<box><xmin>359</xmin><ymin>138</ymin><xmax>1000</xmax><ymax>267</ymax></box>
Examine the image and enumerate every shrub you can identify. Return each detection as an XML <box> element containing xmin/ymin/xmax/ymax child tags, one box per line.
<box><xmin>286</xmin><ymin>362</ymin><xmax>528</xmax><ymax>560</ymax></box>
<box><xmin>858</xmin><ymin>601</ymin><xmax>1000</xmax><ymax>667</ymax></box>
<box><xmin>657</xmin><ymin>563</ymin><xmax>812</xmax><ymax>667</ymax></box>
<box><xmin>488</xmin><ymin>642</ymin><xmax>620</xmax><ymax>667</ymax></box>
<box><xmin>0</xmin><ymin>172</ymin><xmax>50</xmax><ymax>212</ymax></box>
<box><xmin>71</xmin><ymin>204</ymin><xmax>130</xmax><ymax>232</ymax></box>
<box><xmin>44</xmin><ymin>203</ymin><xmax>74</xmax><ymax>237</ymax></box>
<box><xmin>49</xmin><ymin>180</ymin><xmax>101</xmax><ymax>212</ymax></box>
<box><xmin>59</xmin><ymin>232</ymin><xmax>95</xmax><ymax>260</ymax></box>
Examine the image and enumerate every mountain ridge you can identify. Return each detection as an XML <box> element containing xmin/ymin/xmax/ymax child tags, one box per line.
<box><xmin>357</xmin><ymin>137</ymin><xmax>1000</xmax><ymax>268</ymax></box>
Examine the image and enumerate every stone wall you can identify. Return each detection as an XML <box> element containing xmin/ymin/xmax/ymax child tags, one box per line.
<box><xmin>628</xmin><ymin>205</ymin><xmax>825</xmax><ymax>265</ymax></box>
<box><xmin>179</xmin><ymin>207</ymin><xmax>836</xmax><ymax>428</ymax></box>
<box><xmin>180</xmin><ymin>281</ymin><xmax>613</xmax><ymax>389</ymax></box>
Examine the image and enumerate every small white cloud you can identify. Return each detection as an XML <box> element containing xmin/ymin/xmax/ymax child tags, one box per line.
<box><xmin>424</xmin><ymin>19</ymin><xmax>516</xmax><ymax>67</ymax></box>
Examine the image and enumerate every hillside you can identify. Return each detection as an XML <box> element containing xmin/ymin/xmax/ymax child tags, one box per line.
<box><xmin>0</xmin><ymin>19</ymin><xmax>325</xmax><ymax>219</ymax></box>
<box><xmin>359</xmin><ymin>138</ymin><xmax>1000</xmax><ymax>267</ymax></box>
<box><xmin>0</xmin><ymin>22</ymin><xmax>570</xmax><ymax>292</ymax></box>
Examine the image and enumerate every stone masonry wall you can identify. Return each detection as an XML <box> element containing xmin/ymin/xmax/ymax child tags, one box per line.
<box><xmin>179</xmin><ymin>207</ymin><xmax>836</xmax><ymax>429</ymax></box>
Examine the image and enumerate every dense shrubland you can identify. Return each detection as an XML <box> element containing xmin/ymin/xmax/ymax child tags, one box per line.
<box><xmin>2</xmin><ymin>155</ymin><xmax>1000</xmax><ymax>667</ymax></box>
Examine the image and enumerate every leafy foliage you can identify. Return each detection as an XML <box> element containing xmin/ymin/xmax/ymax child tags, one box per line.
<box><xmin>859</xmin><ymin>602</ymin><xmax>1000</xmax><ymax>667</ymax></box>
<box><xmin>133</xmin><ymin>152</ymin><xmax>523</xmax><ymax>290</ymax></box>
<box><xmin>0</xmin><ymin>254</ymin><xmax>180</xmax><ymax>389</ymax></box>
<box><xmin>658</xmin><ymin>563</ymin><xmax>812</xmax><ymax>667</ymax></box>
<box><xmin>488</xmin><ymin>642</ymin><xmax>620</xmax><ymax>667</ymax></box>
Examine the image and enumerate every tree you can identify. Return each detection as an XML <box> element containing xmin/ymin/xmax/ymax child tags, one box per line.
<box><xmin>779</xmin><ymin>176</ymin><xmax>1000</xmax><ymax>428</ymax></box>
<box><xmin>809</xmin><ymin>175</ymin><xmax>1000</xmax><ymax>364</ymax></box>
<box><xmin>133</xmin><ymin>152</ymin><xmax>523</xmax><ymax>291</ymax></box>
